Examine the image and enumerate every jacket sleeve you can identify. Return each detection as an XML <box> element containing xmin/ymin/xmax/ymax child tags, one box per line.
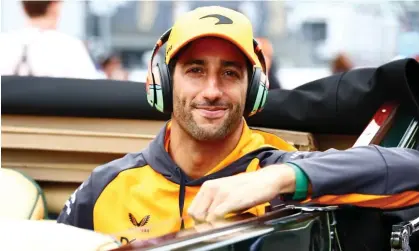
<box><xmin>262</xmin><ymin>145</ymin><xmax>419</xmax><ymax>209</ymax></box>
<box><xmin>56</xmin><ymin>174</ymin><xmax>94</xmax><ymax>230</ymax></box>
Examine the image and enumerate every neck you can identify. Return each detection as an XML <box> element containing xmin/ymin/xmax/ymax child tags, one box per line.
<box><xmin>169</xmin><ymin>120</ymin><xmax>244</xmax><ymax>179</ymax></box>
<box><xmin>29</xmin><ymin>17</ymin><xmax>57</xmax><ymax>30</ymax></box>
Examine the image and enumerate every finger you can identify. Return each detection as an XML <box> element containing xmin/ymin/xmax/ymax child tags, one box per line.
<box><xmin>188</xmin><ymin>185</ymin><xmax>214</xmax><ymax>222</ymax></box>
<box><xmin>188</xmin><ymin>184</ymin><xmax>207</xmax><ymax>213</ymax></box>
<box><xmin>205</xmin><ymin>200</ymin><xmax>233</xmax><ymax>222</ymax></box>
<box><xmin>206</xmin><ymin>195</ymin><xmax>256</xmax><ymax>222</ymax></box>
<box><xmin>206</xmin><ymin>188</ymin><xmax>227</xmax><ymax>219</ymax></box>
<box><xmin>193</xmin><ymin>221</ymin><xmax>214</xmax><ymax>233</ymax></box>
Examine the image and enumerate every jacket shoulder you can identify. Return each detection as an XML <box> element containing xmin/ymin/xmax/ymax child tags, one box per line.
<box><xmin>250</xmin><ymin>128</ymin><xmax>297</xmax><ymax>151</ymax></box>
<box><xmin>90</xmin><ymin>152</ymin><xmax>147</xmax><ymax>197</ymax></box>
<box><xmin>56</xmin><ymin>151</ymin><xmax>147</xmax><ymax>229</ymax></box>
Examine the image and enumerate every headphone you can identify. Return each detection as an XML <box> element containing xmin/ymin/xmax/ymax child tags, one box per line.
<box><xmin>146</xmin><ymin>28</ymin><xmax>269</xmax><ymax>117</ymax></box>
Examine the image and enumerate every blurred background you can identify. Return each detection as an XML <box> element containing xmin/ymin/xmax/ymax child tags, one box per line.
<box><xmin>2</xmin><ymin>0</ymin><xmax>419</xmax><ymax>89</ymax></box>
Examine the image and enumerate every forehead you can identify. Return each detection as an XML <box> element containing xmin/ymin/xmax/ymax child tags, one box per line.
<box><xmin>176</xmin><ymin>37</ymin><xmax>248</xmax><ymax>66</ymax></box>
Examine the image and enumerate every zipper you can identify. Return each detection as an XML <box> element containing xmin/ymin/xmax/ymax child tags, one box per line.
<box><xmin>177</xmin><ymin>167</ymin><xmax>186</xmax><ymax>229</ymax></box>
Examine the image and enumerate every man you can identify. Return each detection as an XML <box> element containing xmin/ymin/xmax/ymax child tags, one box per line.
<box><xmin>57</xmin><ymin>6</ymin><xmax>419</xmax><ymax>245</ymax></box>
<box><xmin>99</xmin><ymin>53</ymin><xmax>129</xmax><ymax>81</ymax></box>
<box><xmin>0</xmin><ymin>1</ymin><xmax>100</xmax><ymax>79</ymax></box>
<box><xmin>331</xmin><ymin>52</ymin><xmax>353</xmax><ymax>74</ymax></box>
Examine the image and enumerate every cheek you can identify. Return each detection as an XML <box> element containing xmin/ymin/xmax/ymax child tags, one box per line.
<box><xmin>242</xmin><ymin>84</ymin><xmax>248</xmax><ymax>102</ymax></box>
<box><xmin>236</xmin><ymin>83</ymin><xmax>248</xmax><ymax>105</ymax></box>
<box><xmin>173</xmin><ymin>86</ymin><xmax>193</xmax><ymax>107</ymax></box>
<box><xmin>173</xmin><ymin>73</ymin><xmax>201</xmax><ymax>105</ymax></box>
<box><xmin>221</xmin><ymin>83</ymin><xmax>247</xmax><ymax>106</ymax></box>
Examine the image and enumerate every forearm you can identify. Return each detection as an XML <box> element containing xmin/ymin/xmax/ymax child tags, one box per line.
<box><xmin>265</xmin><ymin>163</ymin><xmax>310</xmax><ymax>201</ymax></box>
<box><xmin>278</xmin><ymin>146</ymin><xmax>419</xmax><ymax>209</ymax></box>
<box><xmin>262</xmin><ymin>164</ymin><xmax>296</xmax><ymax>195</ymax></box>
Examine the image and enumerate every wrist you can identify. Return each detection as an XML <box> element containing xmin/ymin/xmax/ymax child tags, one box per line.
<box><xmin>264</xmin><ymin>164</ymin><xmax>296</xmax><ymax>195</ymax></box>
<box><xmin>286</xmin><ymin>163</ymin><xmax>309</xmax><ymax>200</ymax></box>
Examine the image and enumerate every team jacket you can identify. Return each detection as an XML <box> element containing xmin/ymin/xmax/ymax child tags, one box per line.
<box><xmin>57</xmin><ymin>120</ymin><xmax>419</xmax><ymax>244</ymax></box>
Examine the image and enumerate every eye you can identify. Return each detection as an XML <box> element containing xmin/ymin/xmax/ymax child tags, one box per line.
<box><xmin>224</xmin><ymin>70</ymin><xmax>240</xmax><ymax>78</ymax></box>
<box><xmin>187</xmin><ymin>67</ymin><xmax>203</xmax><ymax>74</ymax></box>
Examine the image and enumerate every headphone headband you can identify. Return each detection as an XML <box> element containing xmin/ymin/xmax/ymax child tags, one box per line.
<box><xmin>148</xmin><ymin>29</ymin><xmax>172</xmax><ymax>79</ymax></box>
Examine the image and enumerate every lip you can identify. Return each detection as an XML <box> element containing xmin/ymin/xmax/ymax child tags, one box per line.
<box><xmin>195</xmin><ymin>107</ymin><xmax>227</xmax><ymax>119</ymax></box>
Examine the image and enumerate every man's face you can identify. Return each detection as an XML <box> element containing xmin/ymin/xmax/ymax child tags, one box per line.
<box><xmin>172</xmin><ymin>37</ymin><xmax>249</xmax><ymax>141</ymax></box>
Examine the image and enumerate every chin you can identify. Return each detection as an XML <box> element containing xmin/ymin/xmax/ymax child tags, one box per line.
<box><xmin>193</xmin><ymin>132</ymin><xmax>228</xmax><ymax>142</ymax></box>
<box><xmin>196</xmin><ymin>123</ymin><xmax>220</xmax><ymax>132</ymax></box>
<box><xmin>197</xmin><ymin>116</ymin><xmax>229</xmax><ymax>129</ymax></box>
<box><xmin>181</xmin><ymin>111</ymin><xmax>242</xmax><ymax>141</ymax></box>
<box><xmin>192</xmin><ymin>123</ymin><xmax>232</xmax><ymax>141</ymax></box>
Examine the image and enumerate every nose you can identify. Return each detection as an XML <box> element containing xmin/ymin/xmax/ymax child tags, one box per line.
<box><xmin>201</xmin><ymin>75</ymin><xmax>223</xmax><ymax>101</ymax></box>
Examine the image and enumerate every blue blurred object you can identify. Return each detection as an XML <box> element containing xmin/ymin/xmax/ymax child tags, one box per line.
<box><xmin>397</xmin><ymin>31</ymin><xmax>419</xmax><ymax>57</ymax></box>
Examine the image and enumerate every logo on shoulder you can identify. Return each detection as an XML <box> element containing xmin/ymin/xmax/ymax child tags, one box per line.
<box><xmin>290</xmin><ymin>151</ymin><xmax>305</xmax><ymax>160</ymax></box>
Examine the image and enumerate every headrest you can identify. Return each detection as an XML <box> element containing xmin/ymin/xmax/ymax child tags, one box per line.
<box><xmin>0</xmin><ymin>168</ymin><xmax>47</xmax><ymax>220</ymax></box>
<box><xmin>0</xmin><ymin>219</ymin><xmax>120</xmax><ymax>251</ymax></box>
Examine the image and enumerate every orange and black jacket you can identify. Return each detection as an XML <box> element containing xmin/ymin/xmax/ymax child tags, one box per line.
<box><xmin>57</xmin><ymin>121</ymin><xmax>419</xmax><ymax>243</ymax></box>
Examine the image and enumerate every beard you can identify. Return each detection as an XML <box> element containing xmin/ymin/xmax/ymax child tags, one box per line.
<box><xmin>172</xmin><ymin>94</ymin><xmax>244</xmax><ymax>141</ymax></box>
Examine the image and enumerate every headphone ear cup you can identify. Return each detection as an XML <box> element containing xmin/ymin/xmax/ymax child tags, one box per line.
<box><xmin>146</xmin><ymin>72</ymin><xmax>156</xmax><ymax>109</ymax></box>
<box><xmin>244</xmin><ymin>67</ymin><xmax>268</xmax><ymax>117</ymax></box>
<box><xmin>160</xmin><ymin>63</ymin><xmax>173</xmax><ymax>113</ymax></box>
<box><xmin>151</xmin><ymin>63</ymin><xmax>172</xmax><ymax>113</ymax></box>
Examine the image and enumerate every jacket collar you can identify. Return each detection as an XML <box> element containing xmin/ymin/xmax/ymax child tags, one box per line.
<box><xmin>141</xmin><ymin>120</ymin><xmax>293</xmax><ymax>185</ymax></box>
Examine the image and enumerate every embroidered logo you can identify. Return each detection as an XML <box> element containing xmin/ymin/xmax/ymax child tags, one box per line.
<box><xmin>290</xmin><ymin>151</ymin><xmax>304</xmax><ymax>160</ymax></box>
<box><xmin>129</xmin><ymin>213</ymin><xmax>150</xmax><ymax>227</ymax></box>
<box><xmin>199</xmin><ymin>14</ymin><xmax>233</xmax><ymax>25</ymax></box>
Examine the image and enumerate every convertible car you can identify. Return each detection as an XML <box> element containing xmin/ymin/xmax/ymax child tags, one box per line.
<box><xmin>1</xmin><ymin>58</ymin><xmax>418</xmax><ymax>251</ymax></box>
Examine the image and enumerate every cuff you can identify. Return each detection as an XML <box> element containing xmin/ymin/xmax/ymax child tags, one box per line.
<box><xmin>286</xmin><ymin>162</ymin><xmax>309</xmax><ymax>200</ymax></box>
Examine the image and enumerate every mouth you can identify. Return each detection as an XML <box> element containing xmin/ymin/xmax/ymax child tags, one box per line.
<box><xmin>195</xmin><ymin>106</ymin><xmax>228</xmax><ymax>119</ymax></box>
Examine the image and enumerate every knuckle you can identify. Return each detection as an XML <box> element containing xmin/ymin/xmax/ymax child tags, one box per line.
<box><xmin>218</xmin><ymin>187</ymin><xmax>231</xmax><ymax>198</ymax></box>
<box><xmin>203</xmin><ymin>180</ymin><xmax>218</xmax><ymax>191</ymax></box>
<box><xmin>205</xmin><ymin>179</ymin><xmax>216</xmax><ymax>187</ymax></box>
<box><xmin>188</xmin><ymin>210</ymin><xmax>201</xmax><ymax>219</ymax></box>
<box><xmin>187</xmin><ymin>207</ymin><xmax>195</xmax><ymax>215</ymax></box>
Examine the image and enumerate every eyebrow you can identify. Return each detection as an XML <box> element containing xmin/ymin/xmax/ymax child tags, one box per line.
<box><xmin>182</xmin><ymin>59</ymin><xmax>205</xmax><ymax>67</ymax></box>
<box><xmin>182</xmin><ymin>59</ymin><xmax>245</xmax><ymax>70</ymax></box>
<box><xmin>221</xmin><ymin>60</ymin><xmax>245</xmax><ymax>70</ymax></box>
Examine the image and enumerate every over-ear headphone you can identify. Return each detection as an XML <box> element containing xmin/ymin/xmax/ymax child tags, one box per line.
<box><xmin>146</xmin><ymin>28</ymin><xmax>269</xmax><ymax>117</ymax></box>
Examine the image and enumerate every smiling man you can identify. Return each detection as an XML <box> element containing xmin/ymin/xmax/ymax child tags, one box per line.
<box><xmin>57</xmin><ymin>6</ymin><xmax>419</xmax><ymax>245</ymax></box>
<box><xmin>168</xmin><ymin>37</ymin><xmax>251</xmax><ymax>179</ymax></box>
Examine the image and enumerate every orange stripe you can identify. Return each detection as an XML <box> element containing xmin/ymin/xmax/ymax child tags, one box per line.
<box><xmin>157</xmin><ymin>40</ymin><xmax>163</xmax><ymax>47</ymax></box>
<box><xmin>164</xmin><ymin>121</ymin><xmax>172</xmax><ymax>152</ymax></box>
<box><xmin>302</xmin><ymin>190</ymin><xmax>419</xmax><ymax>209</ymax></box>
<box><xmin>245</xmin><ymin>158</ymin><xmax>260</xmax><ymax>172</ymax></box>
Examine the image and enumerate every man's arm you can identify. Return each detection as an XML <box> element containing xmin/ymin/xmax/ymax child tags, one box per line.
<box><xmin>264</xmin><ymin>145</ymin><xmax>419</xmax><ymax>209</ymax></box>
<box><xmin>56</xmin><ymin>175</ymin><xmax>94</xmax><ymax>230</ymax></box>
<box><xmin>188</xmin><ymin>146</ymin><xmax>419</xmax><ymax>222</ymax></box>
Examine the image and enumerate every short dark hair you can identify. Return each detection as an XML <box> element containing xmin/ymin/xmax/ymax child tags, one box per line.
<box><xmin>100</xmin><ymin>53</ymin><xmax>122</xmax><ymax>69</ymax></box>
<box><xmin>21</xmin><ymin>1</ymin><xmax>55</xmax><ymax>18</ymax></box>
<box><xmin>167</xmin><ymin>44</ymin><xmax>189</xmax><ymax>78</ymax></box>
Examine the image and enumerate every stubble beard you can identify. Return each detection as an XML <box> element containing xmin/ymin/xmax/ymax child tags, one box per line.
<box><xmin>172</xmin><ymin>96</ymin><xmax>243</xmax><ymax>141</ymax></box>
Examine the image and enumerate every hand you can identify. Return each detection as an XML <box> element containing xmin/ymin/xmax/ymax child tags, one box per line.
<box><xmin>187</xmin><ymin>164</ymin><xmax>296</xmax><ymax>222</ymax></box>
